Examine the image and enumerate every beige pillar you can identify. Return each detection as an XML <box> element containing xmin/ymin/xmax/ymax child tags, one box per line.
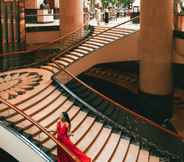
<box><xmin>59</xmin><ymin>0</ymin><xmax>83</xmax><ymax>36</ymax></box>
<box><xmin>139</xmin><ymin>0</ymin><xmax>174</xmax><ymax>123</ymax></box>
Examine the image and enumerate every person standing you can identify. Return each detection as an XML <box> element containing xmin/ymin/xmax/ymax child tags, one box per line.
<box><xmin>40</xmin><ymin>0</ymin><xmax>50</xmax><ymax>9</ymax></box>
<box><xmin>104</xmin><ymin>8</ymin><xmax>109</xmax><ymax>24</ymax></box>
<box><xmin>95</xmin><ymin>3</ymin><xmax>101</xmax><ymax>25</ymax></box>
<box><xmin>57</xmin><ymin>112</ymin><xmax>91</xmax><ymax>162</ymax></box>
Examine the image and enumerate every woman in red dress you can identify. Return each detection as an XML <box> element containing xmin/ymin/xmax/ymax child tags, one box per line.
<box><xmin>57</xmin><ymin>112</ymin><xmax>91</xmax><ymax>162</ymax></box>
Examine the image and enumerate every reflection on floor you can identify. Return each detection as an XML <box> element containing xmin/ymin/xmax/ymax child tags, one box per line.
<box><xmin>26</xmin><ymin>19</ymin><xmax>60</xmax><ymax>28</ymax></box>
<box><xmin>89</xmin><ymin>16</ymin><xmax>140</xmax><ymax>30</ymax></box>
<box><xmin>26</xmin><ymin>16</ymin><xmax>140</xmax><ymax>32</ymax></box>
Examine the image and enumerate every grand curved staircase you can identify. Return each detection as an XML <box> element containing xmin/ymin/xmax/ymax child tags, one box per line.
<box><xmin>40</xmin><ymin>25</ymin><xmax>137</xmax><ymax>74</ymax></box>
<box><xmin>0</xmin><ymin>18</ymin><xmax>184</xmax><ymax>162</ymax></box>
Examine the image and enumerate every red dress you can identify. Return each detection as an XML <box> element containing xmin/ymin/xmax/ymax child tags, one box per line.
<box><xmin>57</xmin><ymin>121</ymin><xmax>91</xmax><ymax>162</ymax></box>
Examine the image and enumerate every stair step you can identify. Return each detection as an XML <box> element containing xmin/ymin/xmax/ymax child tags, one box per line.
<box><xmin>55</xmin><ymin>60</ymin><xmax>69</xmax><ymax>66</ymax></box>
<box><xmin>64</xmin><ymin>54</ymin><xmax>79</xmax><ymax>60</ymax></box>
<box><xmin>94</xmin><ymin>28</ymin><xmax>108</xmax><ymax>32</ymax></box>
<box><xmin>94</xmin><ymin>28</ymin><xmax>107</xmax><ymax>31</ymax></box>
<box><xmin>47</xmin><ymin>62</ymin><xmax>63</xmax><ymax>70</ymax></box>
<box><xmin>18</xmin><ymin>85</ymin><xmax>57</xmax><ymax>111</ymax></box>
<box><xmin>31</xmin><ymin>95</ymin><xmax>68</xmax><ymax>123</ymax></box>
<box><xmin>7</xmin><ymin>89</ymin><xmax>61</xmax><ymax>123</ymax></box>
<box><xmin>70</xmin><ymin>51</ymin><xmax>84</xmax><ymax>57</ymax></box>
<box><xmin>70</xmin><ymin>111</ymin><xmax>88</xmax><ymax>132</ymax></box>
<box><xmin>77</xmin><ymin>122</ymin><xmax>103</xmax><ymax>152</ymax></box>
<box><xmin>16</xmin><ymin>95</ymin><xmax>67</xmax><ymax>129</ymax></box>
<box><xmin>89</xmin><ymin>38</ymin><xmax>109</xmax><ymax>44</ymax></box>
<box><xmin>93</xmin><ymin>36</ymin><xmax>114</xmax><ymax>42</ymax></box>
<box><xmin>112</xmin><ymin>28</ymin><xmax>134</xmax><ymax>32</ymax></box>
<box><xmin>67</xmin><ymin>105</ymin><xmax>81</xmax><ymax>120</ymax></box>
<box><xmin>43</xmin><ymin>139</ymin><xmax>56</xmax><ymax>149</ymax></box>
<box><xmin>95</xmin><ymin>132</ymin><xmax>121</xmax><ymax>162</ymax></box>
<box><xmin>98</xmin><ymin>34</ymin><xmax>119</xmax><ymax>39</ymax></box>
<box><xmin>84</xmin><ymin>41</ymin><xmax>104</xmax><ymax>47</ymax></box>
<box><xmin>137</xmin><ymin>149</ymin><xmax>149</xmax><ymax>162</ymax></box>
<box><xmin>26</xmin><ymin>99</ymin><xmax>74</xmax><ymax>136</ymax></box>
<box><xmin>59</xmin><ymin>57</ymin><xmax>74</xmax><ymax>63</ymax></box>
<box><xmin>82</xmin><ymin>43</ymin><xmax>99</xmax><ymax>49</ymax></box>
<box><xmin>78</xmin><ymin>46</ymin><xmax>94</xmax><ymax>52</ymax></box>
<box><xmin>86</xmin><ymin>127</ymin><xmax>111</xmax><ymax>160</ymax></box>
<box><xmin>124</xmin><ymin>144</ymin><xmax>140</xmax><ymax>162</ymax></box>
<box><xmin>110</xmin><ymin>137</ymin><xmax>130</xmax><ymax>162</ymax></box>
<box><xmin>74</xmin><ymin>49</ymin><xmax>89</xmax><ymax>54</ymax></box>
<box><xmin>93</xmin><ymin>29</ymin><xmax>107</xmax><ymax>33</ymax></box>
<box><xmin>111</xmin><ymin>30</ymin><xmax>130</xmax><ymax>35</ymax></box>
<box><xmin>71</xmin><ymin>116</ymin><xmax>95</xmax><ymax>144</ymax></box>
<box><xmin>105</xmin><ymin>32</ymin><xmax>124</xmax><ymax>37</ymax></box>
<box><xmin>149</xmin><ymin>156</ymin><xmax>160</xmax><ymax>162</ymax></box>
<box><xmin>40</xmin><ymin>65</ymin><xmax>59</xmax><ymax>73</ymax></box>
<box><xmin>47</xmin><ymin>62</ymin><xmax>60</xmax><ymax>68</ymax></box>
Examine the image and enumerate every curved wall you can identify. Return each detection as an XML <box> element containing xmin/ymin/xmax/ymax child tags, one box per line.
<box><xmin>0</xmin><ymin>125</ymin><xmax>50</xmax><ymax>162</ymax></box>
<box><xmin>65</xmin><ymin>32</ymin><xmax>184</xmax><ymax>78</ymax></box>
<box><xmin>66</xmin><ymin>32</ymin><xmax>139</xmax><ymax>76</ymax></box>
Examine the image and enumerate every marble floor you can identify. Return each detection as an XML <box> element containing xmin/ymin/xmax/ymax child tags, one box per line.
<box><xmin>89</xmin><ymin>16</ymin><xmax>140</xmax><ymax>30</ymax></box>
<box><xmin>26</xmin><ymin>19</ymin><xmax>60</xmax><ymax>28</ymax></box>
<box><xmin>25</xmin><ymin>16</ymin><xmax>140</xmax><ymax>30</ymax></box>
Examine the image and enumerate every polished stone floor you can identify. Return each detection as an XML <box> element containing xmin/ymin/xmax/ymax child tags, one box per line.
<box><xmin>26</xmin><ymin>16</ymin><xmax>140</xmax><ymax>30</ymax></box>
<box><xmin>26</xmin><ymin>19</ymin><xmax>60</xmax><ymax>28</ymax></box>
<box><xmin>89</xmin><ymin>16</ymin><xmax>140</xmax><ymax>30</ymax></box>
<box><xmin>0</xmin><ymin>68</ymin><xmax>52</xmax><ymax>102</ymax></box>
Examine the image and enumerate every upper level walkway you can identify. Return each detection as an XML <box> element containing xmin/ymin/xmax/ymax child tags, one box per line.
<box><xmin>90</xmin><ymin>16</ymin><xmax>140</xmax><ymax>30</ymax></box>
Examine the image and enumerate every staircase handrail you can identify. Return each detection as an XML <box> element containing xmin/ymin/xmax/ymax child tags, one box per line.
<box><xmin>0</xmin><ymin>21</ymin><xmax>89</xmax><ymax>57</ymax></box>
<box><xmin>50</xmin><ymin>16</ymin><xmax>184</xmax><ymax>140</ymax></box>
<box><xmin>0</xmin><ymin>97</ymin><xmax>81</xmax><ymax>162</ymax></box>
<box><xmin>51</xmin><ymin>16</ymin><xmax>139</xmax><ymax>61</ymax></box>
<box><xmin>54</xmin><ymin>64</ymin><xmax>184</xmax><ymax>141</ymax></box>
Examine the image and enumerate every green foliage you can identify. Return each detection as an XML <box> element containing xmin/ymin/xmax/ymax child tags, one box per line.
<box><xmin>101</xmin><ymin>0</ymin><xmax>109</xmax><ymax>8</ymax></box>
<box><xmin>101</xmin><ymin>0</ymin><xmax>132</xmax><ymax>8</ymax></box>
<box><xmin>180</xmin><ymin>10</ymin><xmax>184</xmax><ymax>16</ymax></box>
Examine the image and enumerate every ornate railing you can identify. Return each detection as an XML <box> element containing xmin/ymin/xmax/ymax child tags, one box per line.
<box><xmin>0</xmin><ymin>97</ymin><xmax>81</xmax><ymax>162</ymax></box>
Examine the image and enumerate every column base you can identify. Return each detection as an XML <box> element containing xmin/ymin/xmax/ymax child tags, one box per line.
<box><xmin>138</xmin><ymin>90</ymin><xmax>173</xmax><ymax>124</ymax></box>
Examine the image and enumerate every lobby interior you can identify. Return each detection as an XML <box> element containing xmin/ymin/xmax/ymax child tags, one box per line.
<box><xmin>0</xmin><ymin>0</ymin><xmax>184</xmax><ymax>162</ymax></box>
